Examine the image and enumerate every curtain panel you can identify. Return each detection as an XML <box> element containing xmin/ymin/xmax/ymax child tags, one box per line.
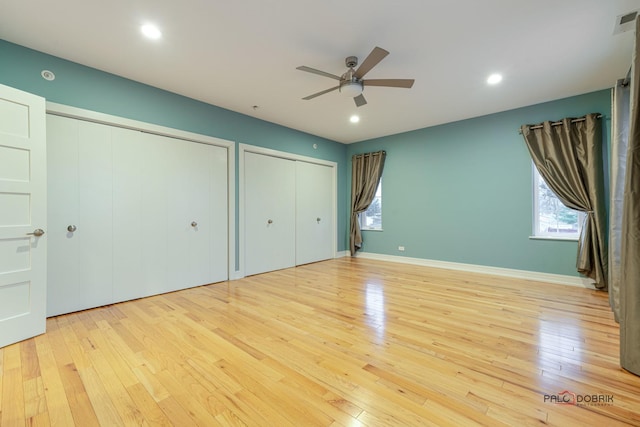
<box><xmin>609</xmin><ymin>79</ymin><xmax>631</xmax><ymax>322</ymax></box>
<box><xmin>619</xmin><ymin>17</ymin><xmax>640</xmax><ymax>376</ymax></box>
<box><xmin>520</xmin><ymin>114</ymin><xmax>608</xmax><ymax>289</ymax></box>
<box><xmin>350</xmin><ymin>151</ymin><xmax>386</xmax><ymax>256</ymax></box>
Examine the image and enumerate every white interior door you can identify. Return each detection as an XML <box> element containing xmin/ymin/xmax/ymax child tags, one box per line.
<box><xmin>245</xmin><ymin>152</ymin><xmax>296</xmax><ymax>276</ymax></box>
<box><xmin>295</xmin><ymin>161</ymin><xmax>335</xmax><ymax>265</ymax></box>
<box><xmin>0</xmin><ymin>84</ymin><xmax>47</xmax><ymax>348</ymax></box>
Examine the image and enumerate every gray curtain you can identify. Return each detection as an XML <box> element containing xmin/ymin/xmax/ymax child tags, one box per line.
<box><xmin>350</xmin><ymin>151</ymin><xmax>385</xmax><ymax>256</ymax></box>
<box><xmin>620</xmin><ymin>17</ymin><xmax>640</xmax><ymax>377</ymax></box>
<box><xmin>520</xmin><ymin>114</ymin><xmax>608</xmax><ymax>289</ymax></box>
<box><xmin>610</xmin><ymin>79</ymin><xmax>631</xmax><ymax>322</ymax></box>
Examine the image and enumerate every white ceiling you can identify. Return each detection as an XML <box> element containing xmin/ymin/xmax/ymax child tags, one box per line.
<box><xmin>1</xmin><ymin>0</ymin><xmax>639</xmax><ymax>143</ymax></box>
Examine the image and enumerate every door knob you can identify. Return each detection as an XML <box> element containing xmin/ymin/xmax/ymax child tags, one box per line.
<box><xmin>317</xmin><ymin>217</ymin><xmax>321</xmax><ymax>223</ymax></box>
<box><xmin>267</xmin><ymin>219</ymin><xmax>273</xmax><ymax>224</ymax></box>
<box><xmin>27</xmin><ymin>229</ymin><xmax>45</xmax><ymax>237</ymax></box>
<box><xmin>67</xmin><ymin>225</ymin><xmax>77</xmax><ymax>232</ymax></box>
<box><xmin>191</xmin><ymin>221</ymin><xmax>198</xmax><ymax>227</ymax></box>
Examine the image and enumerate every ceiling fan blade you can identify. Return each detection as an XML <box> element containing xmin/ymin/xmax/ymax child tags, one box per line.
<box><xmin>364</xmin><ymin>79</ymin><xmax>415</xmax><ymax>88</ymax></box>
<box><xmin>354</xmin><ymin>47</ymin><xmax>389</xmax><ymax>79</ymax></box>
<box><xmin>296</xmin><ymin>66</ymin><xmax>341</xmax><ymax>81</ymax></box>
<box><xmin>302</xmin><ymin>85</ymin><xmax>340</xmax><ymax>100</ymax></box>
<box><xmin>354</xmin><ymin>94</ymin><xmax>367</xmax><ymax>107</ymax></box>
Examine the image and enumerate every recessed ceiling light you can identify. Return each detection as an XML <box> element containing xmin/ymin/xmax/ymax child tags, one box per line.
<box><xmin>487</xmin><ymin>73</ymin><xmax>503</xmax><ymax>85</ymax></box>
<box><xmin>141</xmin><ymin>24</ymin><xmax>162</xmax><ymax>40</ymax></box>
<box><xmin>350</xmin><ymin>115</ymin><xmax>360</xmax><ymax>123</ymax></box>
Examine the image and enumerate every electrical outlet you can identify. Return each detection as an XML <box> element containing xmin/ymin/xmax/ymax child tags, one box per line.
<box><xmin>398</xmin><ymin>246</ymin><xmax>405</xmax><ymax>251</ymax></box>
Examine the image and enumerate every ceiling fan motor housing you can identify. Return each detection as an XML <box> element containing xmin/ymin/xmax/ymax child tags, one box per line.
<box><xmin>345</xmin><ymin>56</ymin><xmax>358</xmax><ymax>69</ymax></box>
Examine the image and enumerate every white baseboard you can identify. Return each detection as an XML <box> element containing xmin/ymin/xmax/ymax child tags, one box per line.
<box><xmin>353</xmin><ymin>252</ymin><xmax>596</xmax><ymax>289</ymax></box>
<box><xmin>336</xmin><ymin>250</ymin><xmax>349</xmax><ymax>258</ymax></box>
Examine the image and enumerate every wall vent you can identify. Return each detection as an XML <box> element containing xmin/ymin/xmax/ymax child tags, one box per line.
<box><xmin>613</xmin><ymin>10</ymin><xmax>639</xmax><ymax>35</ymax></box>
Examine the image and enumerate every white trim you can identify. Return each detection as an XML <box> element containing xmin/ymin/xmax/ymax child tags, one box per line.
<box><xmin>528</xmin><ymin>235</ymin><xmax>578</xmax><ymax>242</ymax></box>
<box><xmin>46</xmin><ymin>101</ymin><xmax>237</xmax><ymax>282</ymax></box>
<box><xmin>336</xmin><ymin>250</ymin><xmax>349</xmax><ymax>258</ymax></box>
<box><xmin>238</xmin><ymin>143</ymin><xmax>338</xmax><ymax>277</ymax></box>
<box><xmin>226</xmin><ymin>144</ymin><xmax>236</xmax><ymax>281</ymax></box>
<box><xmin>47</xmin><ymin>102</ymin><xmax>233</xmax><ymax>148</ymax></box>
<box><xmin>240</xmin><ymin>143</ymin><xmax>337</xmax><ymax>167</ymax></box>
<box><xmin>238</xmin><ymin>147</ymin><xmax>247</xmax><ymax>278</ymax></box>
<box><xmin>353</xmin><ymin>252</ymin><xmax>596</xmax><ymax>289</ymax></box>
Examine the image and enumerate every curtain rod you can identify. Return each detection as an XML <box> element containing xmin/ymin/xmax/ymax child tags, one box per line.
<box><xmin>352</xmin><ymin>150</ymin><xmax>386</xmax><ymax>157</ymax></box>
<box><xmin>518</xmin><ymin>114</ymin><xmax>602</xmax><ymax>134</ymax></box>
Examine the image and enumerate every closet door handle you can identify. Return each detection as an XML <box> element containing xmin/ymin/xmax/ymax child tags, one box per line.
<box><xmin>267</xmin><ymin>219</ymin><xmax>273</xmax><ymax>225</ymax></box>
<box><xmin>191</xmin><ymin>221</ymin><xmax>198</xmax><ymax>227</ymax></box>
<box><xmin>67</xmin><ymin>225</ymin><xmax>77</xmax><ymax>232</ymax></box>
<box><xmin>317</xmin><ymin>217</ymin><xmax>321</xmax><ymax>223</ymax></box>
<box><xmin>27</xmin><ymin>228</ymin><xmax>45</xmax><ymax>237</ymax></box>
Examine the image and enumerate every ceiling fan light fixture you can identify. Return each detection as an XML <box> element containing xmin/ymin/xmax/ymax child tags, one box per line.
<box><xmin>340</xmin><ymin>81</ymin><xmax>363</xmax><ymax>98</ymax></box>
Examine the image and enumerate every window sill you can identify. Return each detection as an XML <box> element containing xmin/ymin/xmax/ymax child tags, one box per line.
<box><xmin>529</xmin><ymin>235</ymin><xmax>578</xmax><ymax>242</ymax></box>
<box><xmin>361</xmin><ymin>228</ymin><xmax>384</xmax><ymax>232</ymax></box>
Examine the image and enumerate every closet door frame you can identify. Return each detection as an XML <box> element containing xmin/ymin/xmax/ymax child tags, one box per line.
<box><xmin>46</xmin><ymin>102</ymin><xmax>236</xmax><ymax>281</ymax></box>
<box><xmin>238</xmin><ymin>143</ymin><xmax>337</xmax><ymax>278</ymax></box>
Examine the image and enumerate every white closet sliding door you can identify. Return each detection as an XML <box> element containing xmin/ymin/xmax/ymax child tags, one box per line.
<box><xmin>295</xmin><ymin>161</ymin><xmax>334</xmax><ymax>265</ymax></box>
<box><xmin>46</xmin><ymin>115</ymin><xmax>80</xmax><ymax>316</ymax></box>
<box><xmin>166</xmin><ymin>136</ymin><xmax>228</xmax><ymax>292</ymax></box>
<box><xmin>112</xmin><ymin>129</ymin><xmax>169</xmax><ymax>301</ymax></box>
<box><xmin>78</xmin><ymin>122</ymin><xmax>114</xmax><ymax>308</ymax></box>
<box><xmin>244</xmin><ymin>152</ymin><xmax>296</xmax><ymax>276</ymax></box>
<box><xmin>47</xmin><ymin>117</ymin><xmax>113</xmax><ymax>315</ymax></box>
<box><xmin>243</xmin><ymin>148</ymin><xmax>336</xmax><ymax>276</ymax></box>
<box><xmin>48</xmin><ymin>113</ymin><xmax>229</xmax><ymax>316</ymax></box>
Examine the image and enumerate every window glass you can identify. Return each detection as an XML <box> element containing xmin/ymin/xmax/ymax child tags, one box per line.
<box><xmin>533</xmin><ymin>167</ymin><xmax>584</xmax><ymax>239</ymax></box>
<box><xmin>360</xmin><ymin>180</ymin><xmax>382</xmax><ymax>230</ymax></box>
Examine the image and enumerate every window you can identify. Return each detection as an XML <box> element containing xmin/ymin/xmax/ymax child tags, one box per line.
<box><xmin>359</xmin><ymin>179</ymin><xmax>382</xmax><ymax>230</ymax></box>
<box><xmin>533</xmin><ymin>167</ymin><xmax>585</xmax><ymax>239</ymax></box>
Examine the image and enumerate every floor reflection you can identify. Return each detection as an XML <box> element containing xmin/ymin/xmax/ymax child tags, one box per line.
<box><xmin>365</xmin><ymin>282</ymin><xmax>386</xmax><ymax>341</ymax></box>
<box><xmin>536</xmin><ymin>317</ymin><xmax>584</xmax><ymax>389</ymax></box>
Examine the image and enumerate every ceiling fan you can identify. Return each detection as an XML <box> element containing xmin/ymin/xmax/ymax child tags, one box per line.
<box><xmin>297</xmin><ymin>46</ymin><xmax>415</xmax><ymax>107</ymax></box>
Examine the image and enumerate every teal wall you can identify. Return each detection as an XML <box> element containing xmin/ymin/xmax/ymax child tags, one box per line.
<box><xmin>1</xmin><ymin>39</ymin><xmax>612</xmax><ymax>278</ymax></box>
<box><xmin>348</xmin><ymin>90</ymin><xmax>611</xmax><ymax>277</ymax></box>
<box><xmin>0</xmin><ymin>39</ymin><xmax>349</xmax><ymax>266</ymax></box>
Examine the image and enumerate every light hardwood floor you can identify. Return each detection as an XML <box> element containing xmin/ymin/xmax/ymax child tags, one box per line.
<box><xmin>1</xmin><ymin>257</ymin><xmax>640</xmax><ymax>426</ymax></box>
